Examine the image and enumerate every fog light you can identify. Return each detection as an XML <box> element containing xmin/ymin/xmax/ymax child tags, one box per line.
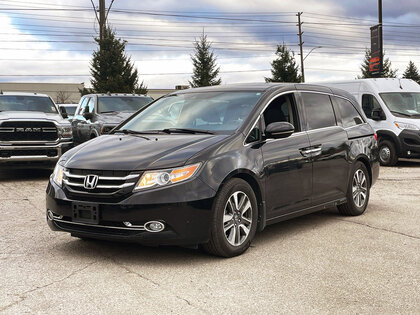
<box><xmin>144</xmin><ymin>221</ymin><xmax>165</xmax><ymax>233</ymax></box>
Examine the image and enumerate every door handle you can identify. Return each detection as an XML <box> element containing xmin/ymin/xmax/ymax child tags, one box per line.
<box><xmin>299</xmin><ymin>145</ymin><xmax>322</xmax><ymax>157</ymax></box>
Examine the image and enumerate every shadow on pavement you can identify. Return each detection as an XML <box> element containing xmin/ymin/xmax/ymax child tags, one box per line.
<box><xmin>396</xmin><ymin>159</ymin><xmax>420</xmax><ymax>168</ymax></box>
<box><xmin>0</xmin><ymin>167</ymin><xmax>52</xmax><ymax>181</ymax></box>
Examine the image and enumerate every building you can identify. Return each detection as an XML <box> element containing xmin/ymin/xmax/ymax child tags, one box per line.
<box><xmin>0</xmin><ymin>82</ymin><xmax>84</xmax><ymax>104</ymax></box>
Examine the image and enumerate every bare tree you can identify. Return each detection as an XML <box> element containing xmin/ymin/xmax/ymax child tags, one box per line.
<box><xmin>56</xmin><ymin>91</ymin><xmax>72</xmax><ymax>104</ymax></box>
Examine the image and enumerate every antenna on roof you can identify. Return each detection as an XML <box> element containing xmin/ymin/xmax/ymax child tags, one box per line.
<box><xmin>0</xmin><ymin>90</ymin><xmax>3</xmax><ymax>95</ymax></box>
<box><xmin>107</xmin><ymin>91</ymin><xmax>111</xmax><ymax>96</ymax></box>
<box><xmin>398</xmin><ymin>78</ymin><xmax>403</xmax><ymax>90</ymax></box>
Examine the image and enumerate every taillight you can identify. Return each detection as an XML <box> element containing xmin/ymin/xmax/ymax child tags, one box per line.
<box><xmin>374</xmin><ymin>133</ymin><xmax>378</xmax><ymax>141</ymax></box>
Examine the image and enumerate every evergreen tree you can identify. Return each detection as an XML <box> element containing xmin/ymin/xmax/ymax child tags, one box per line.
<box><xmin>403</xmin><ymin>61</ymin><xmax>420</xmax><ymax>84</ymax></box>
<box><xmin>265</xmin><ymin>44</ymin><xmax>301</xmax><ymax>83</ymax></box>
<box><xmin>358</xmin><ymin>49</ymin><xmax>397</xmax><ymax>78</ymax></box>
<box><xmin>189</xmin><ymin>34</ymin><xmax>221</xmax><ymax>87</ymax></box>
<box><xmin>90</xmin><ymin>27</ymin><xmax>148</xmax><ymax>94</ymax></box>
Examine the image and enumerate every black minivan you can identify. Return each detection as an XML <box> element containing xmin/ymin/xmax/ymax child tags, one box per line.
<box><xmin>47</xmin><ymin>83</ymin><xmax>379</xmax><ymax>257</ymax></box>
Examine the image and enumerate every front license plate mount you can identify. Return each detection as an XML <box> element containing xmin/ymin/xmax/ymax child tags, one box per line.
<box><xmin>72</xmin><ymin>203</ymin><xmax>99</xmax><ymax>224</ymax></box>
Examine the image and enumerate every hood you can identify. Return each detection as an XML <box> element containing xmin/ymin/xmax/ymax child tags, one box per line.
<box><xmin>64</xmin><ymin>133</ymin><xmax>228</xmax><ymax>171</ymax></box>
<box><xmin>97</xmin><ymin>112</ymin><xmax>133</xmax><ymax>125</ymax></box>
<box><xmin>0</xmin><ymin>111</ymin><xmax>69</xmax><ymax>125</ymax></box>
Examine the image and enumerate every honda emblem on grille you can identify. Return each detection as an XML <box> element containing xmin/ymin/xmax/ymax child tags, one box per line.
<box><xmin>84</xmin><ymin>175</ymin><xmax>99</xmax><ymax>189</ymax></box>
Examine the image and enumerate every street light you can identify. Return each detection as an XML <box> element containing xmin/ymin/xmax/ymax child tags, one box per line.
<box><xmin>303</xmin><ymin>46</ymin><xmax>322</xmax><ymax>61</ymax></box>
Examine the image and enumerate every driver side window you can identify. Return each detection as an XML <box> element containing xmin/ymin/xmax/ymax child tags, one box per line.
<box><xmin>263</xmin><ymin>93</ymin><xmax>299</xmax><ymax>131</ymax></box>
<box><xmin>362</xmin><ymin>94</ymin><xmax>381</xmax><ymax>118</ymax></box>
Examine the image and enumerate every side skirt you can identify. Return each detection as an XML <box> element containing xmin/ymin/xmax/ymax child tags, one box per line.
<box><xmin>265</xmin><ymin>198</ymin><xmax>347</xmax><ymax>226</ymax></box>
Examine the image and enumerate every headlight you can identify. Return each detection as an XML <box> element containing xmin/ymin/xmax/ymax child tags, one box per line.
<box><xmin>52</xmin><ymin>164</ymin><xmax>65</xmax><ymax>187</ymax></box>
<box><xmin>394</xmin><ymin>121</ymin><xmax>420</xmax><ymax>131</ymax></box>
<box><xmin>59</xmin><ymin>126</ymin><xmax>72</xmax><ymax>138</ymax></box>
<box><xmin>134</xmin><ymin>163</ymin><xmax>201</xmax><ymax>191</ymax></box>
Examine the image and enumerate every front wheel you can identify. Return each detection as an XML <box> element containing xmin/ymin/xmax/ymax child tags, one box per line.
<box><xmin>203</xmin><ymin>178</ymin><xmax>258</xmax><ymax>257</ymax></box>
<box><xmin>338</xmin><ymin>161</ymin><xmax>371</xmax><ymax>216</ymax></box>
<box><xmin>379</xmin><ymin>140</ymin><xmax>398</xmax><ymax>166</ymax></box>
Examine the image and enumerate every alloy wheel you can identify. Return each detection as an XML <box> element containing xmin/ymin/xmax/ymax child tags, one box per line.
<box><xmin>379</xmin><ymin>146</ymin><xmax>391</xmax><ymax>164</ymax></box>
<box><xmin>223</xmin><ymin>191</ymin><xmax>253</xmax><ymax>246</ymax></box>
<box><xmin>352</xmin><ymin>169</ymin><xmax>368</xmax><ymax>208</ymax></box>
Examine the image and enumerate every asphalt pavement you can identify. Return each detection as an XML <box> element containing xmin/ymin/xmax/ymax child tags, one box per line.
<box><xmin>0</xmin><ymin>160</ymin><xmax>419</xmax><ymax>314</ymax></box>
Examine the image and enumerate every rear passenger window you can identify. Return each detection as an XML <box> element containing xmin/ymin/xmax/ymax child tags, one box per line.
<box><xmin>333</xmin><ymin>97</ymin><xmax>364</xmax><ymax>128</ymax></box>
<box><xmin>361</xmin><ymin>94</ymin><xmax>381</xmax><ymax>118</ymax></box>
<box><xmin>302</xmin><ymin>93</ymin><xmax>336</xmax><ymax>130</ymax></box>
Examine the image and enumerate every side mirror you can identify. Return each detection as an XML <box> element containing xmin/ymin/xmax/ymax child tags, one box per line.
<box><xmin>60</xmin><ymin>107</ymin><xmax>68</xmax><ymax>119</ymax></box>
<box><xmin>265</xmin><ymin>122</ymin><xmax>295</xmax><ymax>139</ymax></box>
<box><xmin>83</xmin><ymin>111</ymin><xmax>93</xmax><ymax>120</ymax></box>
<box><xmin>371</xmin><ymin>108</ymin><xmax>386</xmax><ymax>121</ymax></box>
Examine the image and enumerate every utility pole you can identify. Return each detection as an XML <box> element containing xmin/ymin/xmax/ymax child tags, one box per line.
<box><xmin>378</xmin><ymin>0</ymin><xmax>383</xmax><ymax>76</ymax></box>
<box><xmin>99</xmin><ymin>0</ymin><xmax>106</xmax><ymax>41</ymax></box>
<box><xmin>297</xmin><ymin>12</ymin><xmax>305</xmax><ymax>82</ymax></box>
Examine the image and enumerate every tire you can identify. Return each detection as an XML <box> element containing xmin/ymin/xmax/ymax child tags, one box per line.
<box><xmin>203</xmin><ymin>178</ymin><xmax>258</xmax><ymax>257</ymax></box>
<box><xmin>338</xmin><ymin>161</ymin><xmax>371</xmax><ymax>216</ymax></box>
<box><xmin>378</xmin><ymin>139</ymin><xmax>398</xmax><ymax>166</ymax></box>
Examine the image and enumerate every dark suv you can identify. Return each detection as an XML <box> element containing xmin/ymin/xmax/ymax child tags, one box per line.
<box><xmin>71</xmin><ymin>93</ymin><xmax>153</xmax><ymax>144</ymax></box>
<box><xmin>47</xmin><ymin>84</ymin><xmax>379</xmax><ymax>257</ymax></box>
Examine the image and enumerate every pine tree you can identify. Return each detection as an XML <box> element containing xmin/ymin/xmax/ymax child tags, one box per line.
<box><xmin>403</xmin><ymin>61</ymin><xmax>420</xmax><ymax>84</ymax></box>
<box><xmin>265</xmin><ymin>44</ymin><xmax>302</xmax><ymax>83</ymax></box>
<box><xmin>359</xmin><ymin>49</ymin><xmax>397</xmax><ymax>78</ymax></box>
<box><xmin>189</xmin><ymin>34</ymin><xmax>221</xmax><ymax>87</ymax></box>
<box><xmin>90</xmin><ymin>27</ymin><xmax>148</xmax><ymax>94</ymax></box>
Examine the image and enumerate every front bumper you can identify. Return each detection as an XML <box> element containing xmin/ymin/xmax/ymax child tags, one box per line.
<box><xmin>398</xmin><ymin>129</ymin><xmax>420</xmax><ymax>158</ymax></box>
<box><xmin>0</xmin><ymin>140</ymin><xmax>73</xmax><ymax>165</ymax></box>
<box><xmin>46</xmin><ymin>177</ymin><xmax>216</xmax><ymax>246</ymax></box>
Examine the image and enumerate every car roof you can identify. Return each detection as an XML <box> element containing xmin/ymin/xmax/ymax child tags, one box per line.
<box><xmin>167</xmin><ymin>82</ymin><xmax>357</xmax><ymax>101</ymax></box>
<box><xmin>0</xmin><ymin>91</ymin><xmax>50</xmax><ymax>97</ymax></box>
<box><xmin>84</xmin><ymin>93</ymin><xmax>151</xmax><ymax>97</ymax></box>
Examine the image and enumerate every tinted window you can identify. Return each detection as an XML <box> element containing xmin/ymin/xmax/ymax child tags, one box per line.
<box><xmin>302</xmin><ymin>93</ymin><xmax>336</xmax><ymax>130</ymax></box>
<box><xmin>0</xmin><ymin>96</ymin><xmax>57</xmax><ymax>113</ymax></box>
<box><xmin>263</xmin><ymin>94</ymin><xmax>299</xmax><ymax>131</ymax></box>
<box><xmin>98</xmin><ymin>96</ymin><xmax>153</xmax><ymax>113</ymax></box>
<box><xmin>333</xmin><ymin>97</ymin><xmax>364</xmax><ymax>128</ymax></box>
<box><xmin>361</xmin><ymin>94</ymin><xmax>381</xmax><ymax>118</ymax></box>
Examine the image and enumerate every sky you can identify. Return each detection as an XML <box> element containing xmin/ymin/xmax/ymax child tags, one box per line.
<box><xmin>0</xmin><ymin>0</ymin><xmax>419</xmax><ymax>89</ymax></box>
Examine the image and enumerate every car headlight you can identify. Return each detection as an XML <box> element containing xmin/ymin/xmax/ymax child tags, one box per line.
<box><xmin>134</xmin><ymin>163</ymin><xmax>201</xmax><ymax>191</ymax></box>
<box><xmin>52</xmin><ymin>163</ymin><xmax>65</xmax><ymax>187</ymax></box>
<box><xmin>59</xmin><ymin>126</ymin><xmax>72</xmax><ymax>138</ymax></box>
<box><xmin>394</xmin><ymin>121</ymin><xmax>420</xmax><ymax>131</ymax></box>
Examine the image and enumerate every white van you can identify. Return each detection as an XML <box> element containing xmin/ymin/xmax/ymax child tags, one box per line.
<box><xmin>321</xmin><ymin>78</ymin><xmax>420</xmax><ymax>165</ymax></box>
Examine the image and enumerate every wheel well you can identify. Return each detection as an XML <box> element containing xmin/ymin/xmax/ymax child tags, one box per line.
<box><xmin>222</xmin><ymin>172</ymin><xmax>265</xmax><ymax>231</ymax></box>
<box><xmin>356</xmin><ymin>157</ymin><xmax>372</xmax><ymax>187</ymax></box>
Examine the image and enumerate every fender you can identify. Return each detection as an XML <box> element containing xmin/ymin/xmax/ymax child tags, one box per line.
<box><xmin>376</xmin><ymin>129</ymin><xmax>402</xmax><ymax>154</ymax></box>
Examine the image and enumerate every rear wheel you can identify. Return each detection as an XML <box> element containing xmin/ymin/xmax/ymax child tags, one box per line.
<box><xmin>203</xmin><ymin>178</ymin><xmax>258</xmax><ymax>257</ymax></box>
<box><xmin>379</xmin><ymin>139</ymin><xmax>398</xmax><ymax>166</ymax></box>
<box><xmin>338</xmin><ymin>161</ymin><xmax>370</xmax><ymax>216</ymax></box>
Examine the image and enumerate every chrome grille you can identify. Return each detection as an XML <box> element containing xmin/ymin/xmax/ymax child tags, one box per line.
<box><xmin>63</xmin><ymin>168</ymin><xmax>140</xmax><ymax>201</ymax></box>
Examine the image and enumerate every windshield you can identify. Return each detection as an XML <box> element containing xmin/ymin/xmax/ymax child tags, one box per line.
<box><xmin>98</xmin><ymin>96</ymin><xmax>153</xmax><ymax>113</ymax></box>
<box><xmin>63</xmin><ymin>106</ymin><xmax>77</xmax><ymax>115</ymax></box>
<box><xmin>380</xmin><ymin>92</ymin><xmax>420</xmax><ymax>117</ymax></box>
<box><xmin>119</xmin><ymin>91</ymin><xmax>262</xmax><ymax>134</ymax></box>
<box><xmin>0</xmin><ymin>96</ymin><xmax>58</xmax><ymax>113</ymax></box>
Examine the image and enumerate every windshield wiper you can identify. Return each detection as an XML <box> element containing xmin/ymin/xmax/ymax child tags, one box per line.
<box><xmin>113</xmin><ymin>129</ymin><xmax>152</xmax><ymax>140</ymax></box>
<box><xmin>390</xmin><ymin>110</ymin><xmax>412</xmax><ymax>117</ymax></box>
<box><xmin>160</xmin><ymin>128</ymin><xmax>214</xmax><ymax>135</ymax></box>
<box><xmin>100</xmin><ymin>111</ymin><xmax>118</xmax><ymax>114</ymax></box>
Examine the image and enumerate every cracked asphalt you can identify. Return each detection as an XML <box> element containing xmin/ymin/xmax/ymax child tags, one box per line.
<box><xmin>1</xmin><ymin>160</ymin><xmax>419</xmax><ymax>314</ymax></box>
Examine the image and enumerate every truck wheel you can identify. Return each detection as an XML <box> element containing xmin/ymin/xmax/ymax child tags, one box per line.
<box><xmin>338</xmin><ymin>161</ymin><xmax>370</xmax><ymax>216</ymax></box>
<box><xmin>203</xmin><ymin>178</ymin><xmax>258</xmax><ymax>257</ymax></box>
<box><xmin>379</xmin><ymin>140</ymin><xmax>398</xmax><ymax>166</ymax></box>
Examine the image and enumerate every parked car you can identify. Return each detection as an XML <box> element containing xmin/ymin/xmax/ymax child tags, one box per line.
<box><xmin>71</xmin><ymin>93</ymin><xmax>153</xmax><ymax>144</ymax></box>
<box><xmin>58</xmin><ymin>104</ymin><xmax>78</xmax><ymax>121</ymax></box>
<box><xmin>0</xmin><ymin>92</ymin><xmax>72</xmax><ymax>167</ymax></box>
<box><xmin>322</xmin><ymin>78</ymin><xmax>420</xmax><ymax>165</ymax></box>
<box><xmin>47</xmin><ymin>83</ymin><xmax>379</xmax><ymax>257</ymax></box>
